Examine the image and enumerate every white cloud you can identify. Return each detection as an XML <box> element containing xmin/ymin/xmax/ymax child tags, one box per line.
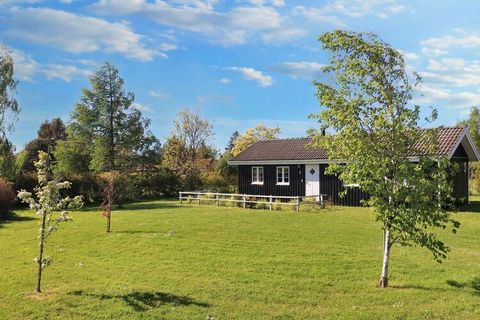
<box><xmin>421</xmin><ymin>30</ymin><xmax>480</xmax><ymax>57</ymax></box>
<box><xmin>158</xmin><ymin>43</ymin><xmax>177</xmax><ymax>51</ymax></box>
<box><xmin>9</xmin><ymin>48</ymin><xmax>91</xmax><ymax>82</ymax></box>
<box><xmin>5</xmin><ymin>7</ymin><xmax>158</xmax><ymax>61</ymax></box>
<box><xmin>132</xmin><ymin>102</ymin><xmax>154</xmax><ymax>113</ymax></box>
<box><xmin>294</xmin><ymin>0</ymin><xmax>407</xmax><ymax>25</ymax></box>
<box><xmin>414</xmin><ymin>84</ymin><xmax>480</xmax><ymax>109</ymax></box>
<box><xmin>226</xmin><ymin>66</ymin><xmax>272</xmax><ymax>87</ymax></box>
<box><xmin>291</xmin><ymin>6</ymin><xmax>346</xmax><ymax>26</ymax></box>
<box><xmin>219</xmin><ymin>78</ymin><xmax>230</xmax><ymax>84</ymax></box>
<box><xmin>149</xmin><ymin>90</ymin><xmax>170</xmax><ymax>99</ymax></box>
<box><xmin>42</xmin><ymin>64</ymin><xmax>91</xmax><ymax>82</ymax></box>
<box><xmin>90</xmin><ymin>0</ymin><xmax>305</xmax><ymax>46</ymax></box>
<box><xmin>421</xmin><ymin>58</ymin><xmax>480</xmax><ymax>87</ymax></box>
<box><xmin>271</xmin><ymin>61</ymin><xmax>324</xmax><ymax>80</ymax></box>
<box><xmin>10</xmin><ymin>49</ymin><xmax>40</xmax><ymax>81</ymax></box>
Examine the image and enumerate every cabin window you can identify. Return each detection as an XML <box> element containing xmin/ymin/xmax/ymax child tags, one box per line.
<box><xmin>252</xmin><ymin>166</ymin><xmax>264</xmax><ymax>185</ymax></box>
<box><xmin>276</xmin><ymin>166</ymin><xmax>290</xmax><ymax>185</ymax></box>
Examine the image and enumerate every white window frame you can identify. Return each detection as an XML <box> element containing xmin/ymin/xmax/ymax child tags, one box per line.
<box><xmin>276</xmin><ymin>166</ymin><xmax>290</xmax><ymax>186</ymax></box>
<box><xmin>251</xmin><ymin>166</ymin><xmax>264</xmax><ymax>185</ymax></box>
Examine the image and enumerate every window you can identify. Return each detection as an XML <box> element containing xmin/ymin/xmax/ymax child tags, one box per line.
<box><xmin>277</xmin><ymin>166</ymin><xmax>290</xmax><ymax>185</ymax></box>
<box><xmin>252</xmin><ymin>166</ymin><xmax>264</xmax><ymax>185</ymax></box>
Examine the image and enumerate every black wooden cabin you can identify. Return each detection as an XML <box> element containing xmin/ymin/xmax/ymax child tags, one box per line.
<box><xmin>229</xmin><ymin>127</ymin><xmax>479</xmax><ymax>206</ymax></box>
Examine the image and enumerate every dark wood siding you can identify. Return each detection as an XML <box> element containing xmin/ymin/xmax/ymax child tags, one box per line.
<box><xmin>319</xmin><ymin>164</ymin><xmax>369</xmax><ymax>206</ymax></box>
<box><xmin>450</xmin><ymin>143</ymin><xmax>469</xmax><ymax>203</ymax></box>
<box><xmin>238</xmin><ymin>165</ymin><xmax>305</xmax><ymax>196</ymax></box>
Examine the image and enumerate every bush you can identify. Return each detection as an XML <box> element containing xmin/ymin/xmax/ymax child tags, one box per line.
<box><xmin>200</xmin><ymin>171</ymin><xmax>233</xmax><ymax>193</ymax></box>
<box><xmin>0</xmin><ymin>178</ymin><xmax>14</xmax><ymax>218</ymax></box>
<box><xmin>133</xmin><ymin>168</ymin><xmax>181</xmax><ymax>197</ymax></box>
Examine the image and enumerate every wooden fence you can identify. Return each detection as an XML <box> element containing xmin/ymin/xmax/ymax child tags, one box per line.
<box><xmin>178</xmin><ymin>191</ymin><xmax>327</xmax><ymax>212</ymax></box>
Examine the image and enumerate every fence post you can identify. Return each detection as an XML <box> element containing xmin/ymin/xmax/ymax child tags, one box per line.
<box><xmin>197</xmin><ymin>193</ymin><xmax>201</xmax><ymax>205</ymax></box>
<box><xmin>320</xmin><ymin>194</ymin><xmax>325</xmax><ymax>209</ymax></box>
<box><xmin>215</xmin><ymin>193</ymin><xmax>219</xmax><ymax>206</ymax></box>
<box><xmin>296</xmin><ymin>196</ymin><xmax>300</xmax><ymax>212</ymax></box>
<box><xmin>269</xmin><ymin>195</ymin><xmax>273</xmax><ymax>211</ymax></box>
<box><xmin>243</xmin><ymin>194</ymin><xmax>246</xmax><ymax>209</ymax></box>
<box><xmin>179</xmin><ymin>192</ymin><xmax>183</xmax><ymax>204</ymax></box>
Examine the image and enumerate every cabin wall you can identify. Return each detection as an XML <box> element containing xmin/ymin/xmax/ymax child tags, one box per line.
<box><xmin>238</xmin><ymin>165</ymin><xmax>305</xmax><ymax>196</ymax></box>
<box><xmin>451</xmin><ymin>143</ymin><xmax>469</xmax><ymax>203</ymax></box>
<box><xmin>319</xmin><ymin>164</ymin><xmax>370</xmax><ymax>206</ymax></box>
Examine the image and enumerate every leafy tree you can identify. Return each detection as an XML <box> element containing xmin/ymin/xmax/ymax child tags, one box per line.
<box><xmin>0</xmin><ymin>45</ymin><xmax>19</xmax><ymax>139</ymax></box>
<box><xmin>312</xmin><ymin>30</ymin><xmax>459</xmax><ymax>288</ymax></box>
<box><xmin>458</xmin><ymin>107</ymin><xmax>480</xmax><ymax>195</ymax></box>
<box><xmin>172</xmin><ymin>109</ymin><xmax>214</xmax><ymax>162</ymax></box>
<box><xmin>0</xmin><ymin>138</ymin><xmax>16</xmax><ymax>180</ymax></box>
<box><xmin>19</xmin><ymin>118</ymin><xmax>67</xmax><ymax>172</ymax></box>
<box><xmin>216</xmin><ymin>150</ymin><xmax>238</xmax><ymax>191</ymax></box>
<box><xmin>458</xmin><ymin>107</ymin><xmax>480</xmax><ymax>149</ymax></box>
<box><xmin>162</xmin><ymin>109</ymin><xmax>215</xmax><ymax>190</ymax></box>
<box><xmin>226</xmin><ymin>130</ymin><xmax>240</xmax><ymax>151</ymax></box>
<box><xmin>57</xmin><ymin>62</ymin><xmax>158</xmax><ymax>173</ymax></box>
<box><xmin>231</xmin><ymin>124</ymin><xmax>280</xmax><ymax>157</ymax></box>
<box><xmin>17</xmin><ymin>151</ymin><xmax>83</xmax><ymax>293</ymax></box>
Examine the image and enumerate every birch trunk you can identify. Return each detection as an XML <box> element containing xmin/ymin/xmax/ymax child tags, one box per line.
<box><xmin>378</xmin><ymin>229</ymin><xmax>391</xmax><ymax>288</ymax></box>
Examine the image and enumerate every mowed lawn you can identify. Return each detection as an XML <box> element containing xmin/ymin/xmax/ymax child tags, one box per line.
<box><xmin>2</xmin><ymin>199</ymin><xmax>480</xmax><ymax>320</ymax></box>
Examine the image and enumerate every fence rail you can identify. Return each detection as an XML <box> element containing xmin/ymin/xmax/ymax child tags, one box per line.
<box><xmin>178</xmin><ymin>191</ymin><xmax>327</xmax><ymax>212</ymax></box>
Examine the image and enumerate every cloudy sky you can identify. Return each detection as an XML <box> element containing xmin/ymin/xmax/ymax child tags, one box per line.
<box><xmin>1</xmin><ymin>0</ymin><xmax>480</xmax><ymax>150</ymax></box>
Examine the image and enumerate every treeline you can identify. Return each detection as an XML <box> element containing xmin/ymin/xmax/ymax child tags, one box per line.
<box><xmin>0</xmin><ymin>61</ymin><xmax>281</xmax><ymax>211</ymax></box>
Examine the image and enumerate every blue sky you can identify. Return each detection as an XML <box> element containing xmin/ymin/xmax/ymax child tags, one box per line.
<box><xmin>1</xmin><ymin>0</ymin><xmax>480</xmax><ymax>151</ymax></box>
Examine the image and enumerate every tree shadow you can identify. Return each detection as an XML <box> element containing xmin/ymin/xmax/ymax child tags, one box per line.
<box><xmin>446</xmin><ymin>277</ymin><xmax>480</xmax><ymax>295</ymax></box>
<box><xmin>69</xmin><ymin>290</ymin><xmax>209</xmax><ymax>312</ymax></box>
<box><xmin>80</xmin><ymin>202</ymin><xmax>179</xmax><ymax>213</ymax></box>
<box><xmin>0</xmin><ymin>212</ymin><xmax>35</xmax><ymax>229</ymax></box>
<box><xmin>390</xmin><ymin>284</ymin><xmax>451</xmax><ymax>292</ymax></box>
<box><xmin>457</xmin><ymin>200</ymin><xmax>480</xmax><ymax>213</ymax></box>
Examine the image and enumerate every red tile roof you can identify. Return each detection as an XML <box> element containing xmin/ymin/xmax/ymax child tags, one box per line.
<box><xmin>230</xmin><ymin>127</ymin><xmax>468</xmax><ymax>162</ymax></box>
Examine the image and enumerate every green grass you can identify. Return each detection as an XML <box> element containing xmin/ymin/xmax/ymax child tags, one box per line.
<box><xmin>2</xmin><ymin>199</ymin><xmax>480</xmax><ymax>319</ymax></box>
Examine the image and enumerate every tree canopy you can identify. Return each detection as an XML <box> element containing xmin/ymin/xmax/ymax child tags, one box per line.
<box><xmin>55</xmin><ymin>62</ymin><xmax>158</xmax><ymax>174</ymax></box>
<box><xmin>231</xmin><ymin>124</ymin><xmax>280</xmax><ymax>157</ymax></box>
<box><xmin>0</xmin><ymin>45</ymin><xmax>19</xmax><ymax>139</ymax></box>
<box><xmin>313</xmin><ymin>30</ymin><xmax>459</xmax><ymax>288</ymax></box>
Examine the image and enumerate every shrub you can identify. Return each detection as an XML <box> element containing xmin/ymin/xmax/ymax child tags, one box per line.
<box><xmin>133</xmin><ymin>168</ymin><xmax>181</xmax><ymax>197</ymax></box>
<box><xmin>0</xmin><ymin>178</ymin><xmax>13</xmax><ymax>218</ymax></box>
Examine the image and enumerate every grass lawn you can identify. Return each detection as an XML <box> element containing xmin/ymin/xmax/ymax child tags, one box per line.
<box><xmin>2</xmin><ymin>199</ymin><xmax>480</xmax><ymax>319</ymax></box>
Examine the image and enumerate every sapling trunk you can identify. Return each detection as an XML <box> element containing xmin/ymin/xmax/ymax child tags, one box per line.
<box><xmin>106</xmin><ymin>213</ymin><xmax>111</xmax><ymax>233</ymax></box>
<box><xmin>378</xmin><ymin>229</ymin><xmax>391</xmax><ymax>288</ymax></box>
<box><xmin>36</xmin><ymin>212</ymin><xmax>47</xmax><ymax>293</ymax></box>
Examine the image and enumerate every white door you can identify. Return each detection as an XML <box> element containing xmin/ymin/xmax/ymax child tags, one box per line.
<box><xmin>305</xmin><ymin>164</ymin><xmax>320</xmax><ymax>200</ymax></box>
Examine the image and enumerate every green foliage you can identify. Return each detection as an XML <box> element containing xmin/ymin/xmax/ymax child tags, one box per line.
<box><xmin>0</xmin><ymin>177</ymin><xmax>13</xmax><ymax>218</ymax></box>
<box><xmin>17</xmin><ymin>151</ymin><xmax>83</xmax><ymax>292</ymax></box>
<box><xmin>17</xmin><ymin>118</ymin><xmax>67</xmax><ymax>173</ymax></box>
<box><xmin>59</xmin><ymin>62</ymin><xmax>158</xmax><ymax>173</ymax></box>
<box><xmin>313</xmin><ymin>30</ymin><xmax>459</xmax><ymax>285</ymax></box>
<box><xmin>458</xmin><ymin>106</ymin><xmax>480</xmax><ymax>150</ymax></box>
<box><xmin>231</xmin><ymin>124</ymin><xmax>280</xmax><ymax>157</ymax></box>
<box><xmin>0</xmin><ymin>45</ymin><xmax>19</xmax><ymax>138</ymax></box>
<box><xmin>0</xmin><ymin>138</ymin><xmax>17</xmax><ymax>180</ymax></box>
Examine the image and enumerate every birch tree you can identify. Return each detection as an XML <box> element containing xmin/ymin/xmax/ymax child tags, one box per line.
<box><xmin>312</xmin><ymin>30</ymin><xmax>459</xmax><ymax>288</ymax></box>
<box><xmin>17</xmin><ymin>151</ymin><xmax>83</xmax><ymax>293</ymax></box>
<box><xmin>0</xmin><ymin>45</ymin><xmax>19</xmax><ymax>139</ymax></box>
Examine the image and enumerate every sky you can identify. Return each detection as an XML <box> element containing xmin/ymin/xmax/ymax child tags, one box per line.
<box><xmin>1</xmin><ymin>0</ymin><xmax>480</xmax><ymax>151</ymax></box>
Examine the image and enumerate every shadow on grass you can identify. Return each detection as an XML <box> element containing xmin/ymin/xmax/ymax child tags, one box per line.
<box><xmin>446</xmin><ymin>277</ymin><xmax>480</xmax><ymax>295</ymax></box>
<box><xmin>69</xmin><ymin>290</ymin><xmax>209</xmax><ymax>311</ymax></box>
<box><xmin>0</xmin><ymin>212</ymin><xmax>35</xmax><ymax>229</ymax></box>
<box><xmin>79</xmin><ymin>202</ymin><xmax>179</xmax><ymax>213</ymax></box>
<box><xmin>457</xmin><ymin>200</ymin><xmax>480</xmax><ymax>213</ymax></box>
<box><xmin>390</xmin><ymin>284</ymin><xmax>452</xmax><ymax>292</ymax></box>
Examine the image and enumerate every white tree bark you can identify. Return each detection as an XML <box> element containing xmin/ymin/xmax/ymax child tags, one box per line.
<box><xmin>379</xmin><ymin>229</ymin><xmax>391</xmax><ymax>288</ymax></box>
